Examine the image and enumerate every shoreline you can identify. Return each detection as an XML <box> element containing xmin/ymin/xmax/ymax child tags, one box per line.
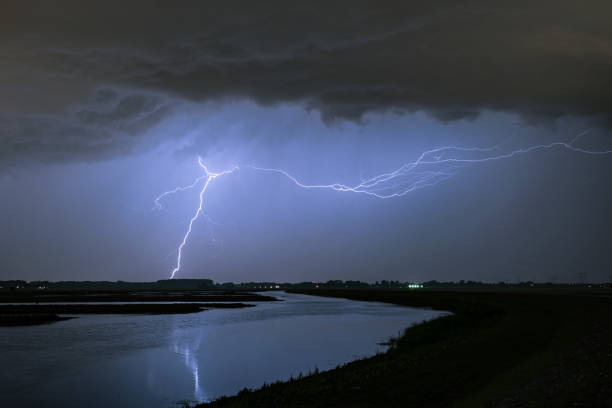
<box><xmin>0</xmin><ymin>290</ymin><xmax>278</xmax><ymax>304</ymax></box>
<box><xmin>0</xmin><ymin>313</ymin><xmax>76</xmax><ymax>326</ymax></box>
<box><xmin>198</xmin><ymin>288</ymin><xmax>612</xmax><ymax>407</ymax></box>
<box><xmin>0</xmin><ymin>302</ymin><xmax>257</xmax><ymax>327</ymax></box>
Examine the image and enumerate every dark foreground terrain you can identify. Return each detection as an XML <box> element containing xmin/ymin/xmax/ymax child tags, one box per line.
<box><xmin>0</xmin><ymin>289</ymin><xmax>275</xmax><ymax>326</ymax></box>
<box><xmin>200</xmin><ymin>288</ymin><xmax>612</xmax><ymax>408</ymax></box>
<box><xmin>0</xmin><ymin>289</ymin><xmax>277</xmax><ymax>303</ymax></box>
<box><xmin>0</xmin><ymin>303</ymin><xmax>254</xmax><ymax>326</ymax></box>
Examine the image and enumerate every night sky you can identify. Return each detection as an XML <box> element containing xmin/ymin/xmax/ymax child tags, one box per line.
<box><xmin>1</xmin><ymin>1</ymin><xmax>611</xmax><ymax>283</ymax></box>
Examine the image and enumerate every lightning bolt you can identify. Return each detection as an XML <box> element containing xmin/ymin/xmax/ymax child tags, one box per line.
<box><xmin>153</xmin><ymin>175</ymin><xmax>208</xmax><ymax>211</ymax></box>
<box><xmin>156</xmin><ymin>157</ymin><xmax>238</xmax><ymax>279</ymax></box>
<box><xmin>157</xmin><ymin>131</ymin><xmax>612</xmax><ymax>278</ymax></box>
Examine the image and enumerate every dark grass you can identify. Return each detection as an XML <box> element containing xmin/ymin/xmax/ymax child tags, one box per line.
<box><xmin>198</xmin><ymin>288</ymin><xmax>612</xmax><ymax>408</ymax></box>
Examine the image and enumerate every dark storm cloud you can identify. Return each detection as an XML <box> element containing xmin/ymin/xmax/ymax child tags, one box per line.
<box><xmin>0</xmin><ymin>88</ymin><xmax>172</xmax><ymax>165</ymax></box>
<box><xmin>1</xmin><ymin>0</ymin><xmax>611</xmax><ymax>161</ymax></box>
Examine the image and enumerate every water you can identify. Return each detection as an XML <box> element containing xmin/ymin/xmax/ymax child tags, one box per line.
<box><xmin>0</xmin><ymin>291</ymin><xmax>447</xmax><ymax>408</ymax></box>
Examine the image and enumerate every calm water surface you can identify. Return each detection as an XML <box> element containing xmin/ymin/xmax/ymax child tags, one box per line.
<box><xmin>0</xmin><ymin>291</ymin><xmax>446</xmax><ymax>408</ymax></box>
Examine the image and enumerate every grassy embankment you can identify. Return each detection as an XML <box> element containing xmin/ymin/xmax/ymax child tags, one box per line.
<box><xmin>201</xmin><ymin>288</ymin><xmax>612</xmax><ymax>407</ymax></box>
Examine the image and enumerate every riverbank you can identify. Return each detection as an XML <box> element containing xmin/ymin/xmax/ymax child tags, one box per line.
<box><xmin>0</xmin><ymin>289</ymin><xmax>278</xmax><ymax>303</ymax></box>
<box><xmin>0</xmin><ymin>289</ymin><xmax>276</xmax><ymax>326</ymax></box>
<box><xmin>200</xmin><ymin>288</ymin><xmax>612</xmax><ymax>407</ymax></box>
<box><xmin>0</xmin><ymin>313</ymin><xmax>76</xmax><ymax>326</ymax></box>
<box><xmin>0</xmin><ymin>302</ymin><xmax>256</xmax><ymax>326</ymax></box>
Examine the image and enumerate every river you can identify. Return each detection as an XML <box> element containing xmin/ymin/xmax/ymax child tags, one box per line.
<box><xmin>0</xmin><ymin>291</ymin><xmax>446</xmax><ymax>408</ymax></box>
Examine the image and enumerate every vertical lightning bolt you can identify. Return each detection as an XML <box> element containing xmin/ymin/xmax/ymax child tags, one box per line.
<box><xmin>158</xmin><ymin>157</ymin><xmax>238</xmax><ymax>279</ymax></box>
<box><xmin>156</xmin><ymin>131</ymin><xmax>612</xmax><ymax>278</ymax></box>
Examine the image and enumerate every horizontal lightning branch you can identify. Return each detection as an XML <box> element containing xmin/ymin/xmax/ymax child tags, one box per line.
<box><xmin>155</xmin><ymin>132</ymin><xmax>612</xmax><ymax>278</ymax></box>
